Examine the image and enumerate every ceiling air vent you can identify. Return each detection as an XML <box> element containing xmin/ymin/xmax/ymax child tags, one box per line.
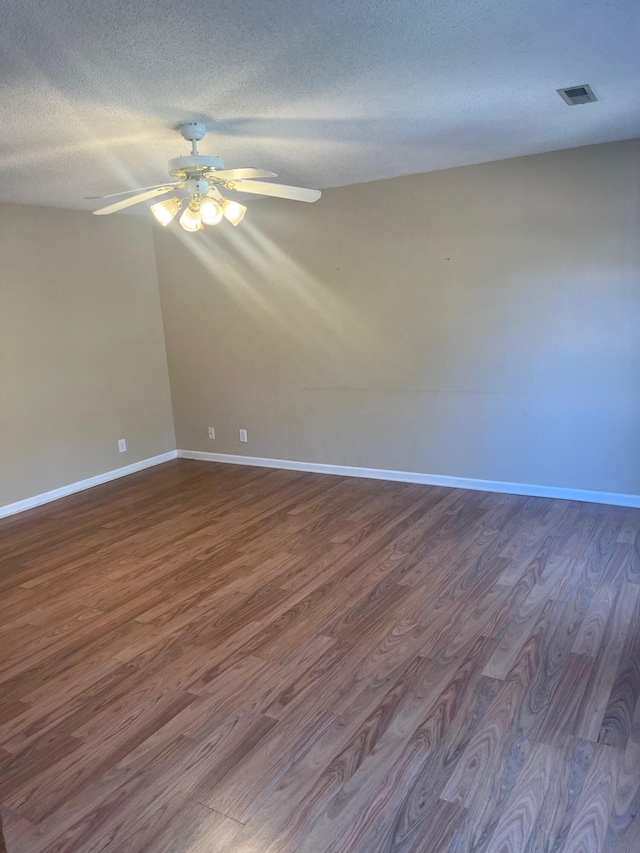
<box><xmin>557</xmin><ymin>84</ymin><xmax>597</xmax><ymax>105</ymax></box>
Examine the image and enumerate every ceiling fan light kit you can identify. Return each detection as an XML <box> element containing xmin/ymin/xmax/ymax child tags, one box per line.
<box><xmin>90</xmin><ymin>122</ymin><xmax>321</xmax><ymax>232</ymax></box>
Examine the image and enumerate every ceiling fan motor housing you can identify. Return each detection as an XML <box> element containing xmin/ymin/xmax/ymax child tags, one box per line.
<box><xmin>168</xmin><ymin>155</ymin><xmax>225</xmax><ymax>178</ymax></box>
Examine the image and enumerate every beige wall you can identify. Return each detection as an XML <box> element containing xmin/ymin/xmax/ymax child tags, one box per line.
<box><xmin>155</xmin><ymin>139</ymin><xmax>640</xmax><ymax>497</ymax></box>
<box><xmin>1</xmin><ymin>203</ymin><xmax>175</xmax><ymax>506</ymax></box>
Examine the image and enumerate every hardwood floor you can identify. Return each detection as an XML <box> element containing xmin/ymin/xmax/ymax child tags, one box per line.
<box><xmin>0</xmin><ymin>459</ymin><xmax>639</xmax><ymax>852</ymax></box>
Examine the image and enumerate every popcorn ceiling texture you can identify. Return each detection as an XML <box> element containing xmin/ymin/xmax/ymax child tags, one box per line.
<box><xmin>0</xmin><ymin>0</ymin><xmax>638</xmax><ymax>210</ymax></box>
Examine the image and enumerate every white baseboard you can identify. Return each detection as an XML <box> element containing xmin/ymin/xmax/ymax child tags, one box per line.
<box><xmin>0</xmin><ymin>451</ymin><xmax>178</xmax><ymax>520</ymax></box>
<box><xmin>177</xmin><ymin>449</ymin><xmax>640</xmax><ymax>509</ymax></box>
<box><xmin>3</xmin><ymin>447</ymin><xmax>636</xmax><ymax>519</ymax></box>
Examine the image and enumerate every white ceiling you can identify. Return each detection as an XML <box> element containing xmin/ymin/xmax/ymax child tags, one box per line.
<box><xmin>0</xmin><ymin>0</ymin><xmax>638</xmax><ymax>210</ymax></box>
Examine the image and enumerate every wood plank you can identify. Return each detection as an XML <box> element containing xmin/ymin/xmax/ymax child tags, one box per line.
<box><xmin>598</xmin><ymin>591</ymin><xmax>640</xmax><ymax>748</ymax></box>
<box><xmin>482</xmin><ymin>742</ymin><xmax>554</xmax><ymax>852</ymax></box>
<box><xmin>523</xmin><ymin>737</ymin><xmax>596</xmax><ymax>853</ymax></box>
<box><xmin>574</xmin><ymin>584</ymin><xmax>639</xmax><ymax>742</ymax></box>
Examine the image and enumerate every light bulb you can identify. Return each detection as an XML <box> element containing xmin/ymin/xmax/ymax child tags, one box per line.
<box><xmin>200</xmin><ymin>198</ymin><xmax>223</xmax><ymax>225</ymax></box>
<box><xmin>179</xmin><ymin>202</ymin><xmax>202</xmax><ymax>232</ymax></box>
<box><xmin>222</xmin><ymin>199</ymin><xmax>247</xmax><ymax>226</ymax></box>
<box><xmin>150</xmin><ymin>197</ymin><xmax>182</xmax><ymax>226</ymax></box>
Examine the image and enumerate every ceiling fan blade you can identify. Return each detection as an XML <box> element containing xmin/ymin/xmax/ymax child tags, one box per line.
<box><xmin>86</xmin><ymin>182</ymin><xmax>181</xmax><ymax>200</ymax></box>
<box><xmin>210</xmin><ymin>168</ymin><xmax>277</xmax><ymax>181</ymax></box>
<box><xmin>227</xmin><ymin>180</ymin><xmax>321</xmax><ymax>202</ymax></box>
<box><xmin>93</xmin><ymin>186</ymin><xmax>180</xmax><ymax>215</ymax></box>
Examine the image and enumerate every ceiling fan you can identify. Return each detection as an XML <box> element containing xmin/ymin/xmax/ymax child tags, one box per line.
<box><xmin>89</xmin><ymin>122</ymin><xmax>322</xmax><ymax>232</ymax></box>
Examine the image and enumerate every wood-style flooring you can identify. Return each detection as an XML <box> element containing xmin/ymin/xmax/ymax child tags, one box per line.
<box><xmin>0</xmin><ymin>460</ymin><xmax>639</xmax><ymax>852</ymax></box>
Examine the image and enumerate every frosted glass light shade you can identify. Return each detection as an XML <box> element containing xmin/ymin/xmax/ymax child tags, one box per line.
<box><xmin>200</xmin><ymin>198</ymin><xmax>223</xmax><ymax>225</ymax></box>
<box><xmin>151</xmin><ymin>197</ymin><xmax>181</xmax><ymax>226</ymax></box>
<box><xmin>180</xmin><ymin>203</ymin><xmax>202</xmax><ymax>232</ymax></box>
<box><xmin>222</xmin><ymin>199</ymin><xmax>246</xmax><ymax>226</ymax></box>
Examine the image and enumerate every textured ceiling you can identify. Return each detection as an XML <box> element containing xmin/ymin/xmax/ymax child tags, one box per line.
<box><xmin>0</xmin><ymin>0</ymin><xmax>638</xmax><ymax>210</ymax></box>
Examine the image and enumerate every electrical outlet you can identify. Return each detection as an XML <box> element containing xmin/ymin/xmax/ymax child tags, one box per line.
<box><xmin>118</xmin><ymin>438</ymin><xmax>127</xmax><ymax>453</ymax></box>
<box><xmin>208</xmin><ymin>427</ymin><xmax>215</xmax><ymax>440</ymax></box>
<box><xmin>239</xmin><ymin>429</ymin><xmax>248</xmax><ymax>443</ymax></box>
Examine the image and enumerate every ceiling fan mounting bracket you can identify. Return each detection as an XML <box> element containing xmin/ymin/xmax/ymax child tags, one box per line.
<box><xmin>179</xmin><ymin>122</ymin><xmax>207</xmax><ymax>143</ymax></box>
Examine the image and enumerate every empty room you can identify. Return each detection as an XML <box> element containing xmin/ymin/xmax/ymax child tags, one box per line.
<box><xmin>1</xmin><ymin>0</ymin><xmax>639</xmax><ymax>851</ymax></box>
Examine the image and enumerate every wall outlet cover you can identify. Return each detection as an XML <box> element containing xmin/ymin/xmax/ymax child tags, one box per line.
<box><xmin>118</xmin><ymin>438</ymin><xmax>127</xmax><ymax>453</ymax></box>
<box><xmin>208</xmin><ymin>427</ymin><xmax>215</xmax><ymax>439</ymax></box>
<box><xmin>239</xmin><ymin>429</ymin><xmax>248</xmax><ymax>442</ymax></box>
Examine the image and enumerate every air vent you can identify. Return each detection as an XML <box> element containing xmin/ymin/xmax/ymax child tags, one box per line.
<box><xmin>557</xmin><ymin>84</ymin><xmax>597</xmax><ymax>106</ymax></box>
